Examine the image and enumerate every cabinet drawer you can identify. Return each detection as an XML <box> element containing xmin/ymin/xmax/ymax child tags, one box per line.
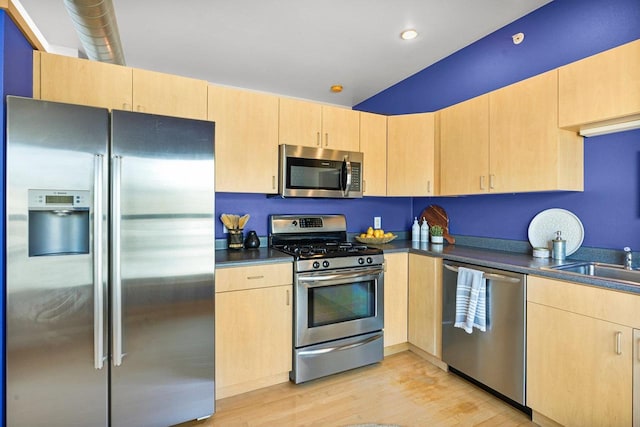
<box><xmin>216</xmin><ymin>262</ymin><xmax>292</xmax><ymax>292</ymax></box>
<box><xmin>528</xmin><ymin>275</ymin><xmax>640</xmax><ymax>328</ymax></box>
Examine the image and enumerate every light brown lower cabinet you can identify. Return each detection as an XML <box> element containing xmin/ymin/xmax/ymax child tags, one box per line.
<box><xmin>407</xmin><ymin>253</ymin><xmax>442</xmax><ymax>358</ymax></box>
<box><xmin>383</xmin><ymin>253</ymin><xmax>408</xmax><ymax>350</ymax></box>
<box><xmin>527</xmin><ymin>275</ymin><xmax>640</xmax><ymax>427</ymax></box>
<box><xmin>215</xmin><ymin>263</ymin><xmax>292</xmax><ymax>399</ymax></box>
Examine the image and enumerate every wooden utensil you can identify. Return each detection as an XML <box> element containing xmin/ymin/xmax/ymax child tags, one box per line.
<box><xmin>419</xmin><ymin>205</ymin><xmax>455</xmax><ymax>244</ymax></box>
<box><xmin>220</xmin><ymin>213</ymin><xmax>236</xmax><ymax>230</ymax></box>
<box><xmin>239</xmin><ymin>214</ymin><xmax>250</xmax><ymax>229</ymax></box>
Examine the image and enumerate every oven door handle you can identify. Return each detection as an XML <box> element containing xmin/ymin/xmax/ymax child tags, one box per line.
<box><xmin>297</xmin><ymin>333</ymin><xmax>382</xmax><ymax>356</ymax></box>
<box><xmin>297</xmin><ymin>268</ymin><xmax>383</xmax><ymax>284</ymax></box>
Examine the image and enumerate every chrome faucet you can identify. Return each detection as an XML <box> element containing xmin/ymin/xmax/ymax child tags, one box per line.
<box><xmin>624</xmin><ymin>247</ymin><xmax>633</xmax><ymax>270</ymax></box>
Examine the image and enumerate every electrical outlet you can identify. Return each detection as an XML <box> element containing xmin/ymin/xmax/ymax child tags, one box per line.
<box><xmin>223</xmin><ymin>225</ymin><xmax>228</xmax><ymax>233</ymax></box>
<box><xmin>374</xmin><ymin>216</ymin><xmax>382</xmax><ymax>229</ymax></box>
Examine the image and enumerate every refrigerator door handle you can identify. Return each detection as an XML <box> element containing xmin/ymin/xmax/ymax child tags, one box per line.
<box><xmin>112</xmin><ymin>155</ymin><xmax>124</xmax><ymax>366</ymax></box>
<box><xmin>94</xmin><ymin>154</ymin><xmax>106</xmax><ymax>369</ymax></box>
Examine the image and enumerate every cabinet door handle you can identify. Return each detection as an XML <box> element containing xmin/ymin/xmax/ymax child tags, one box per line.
<box><xmin>272</xmin><ymin>175</ymin><xmax>276</xmax><ymax>190</ymax></box>
<box><xmin>247</xmin><ymin>275</ymin><xmax>264</xmax><ymax>280</ymax></box>
<box><xmin>427</xmin><ymin>180</ymin><xmax>431</xmax><ymax>194</ymax></box>
<box><xmin>489</xmin><ymin>174</ymin><xmax>495</xmax><ymax>190</ymax></box>
<box><xmin>286</xmin><ymin>289</ymin><xmax>290</xmax><ymax>306</ymax></box>
<box><xmin>480</xmin><ymin>176</ymin><xmax>485</xmax><ymax>190</ymax></box>
<box><xmin>324</xmin><ymin>132</ymin><xmax>329</xmax><ymax>147</ymax></box>
<box><xmin>363</xmin><ymin>179</ymin><xmax>367</xmax><ymax>192</ymax></box>
<box><xmin>316</xmin><ymin>132</ymin><xmax>321</xmax><ymax>146</ymax></box>
<box><xmin>616</xmin><ymin>331</ymin><xmax>623</xmax><ymax>355</ymax></box>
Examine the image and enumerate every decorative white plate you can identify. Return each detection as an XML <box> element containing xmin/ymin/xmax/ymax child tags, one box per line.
<box><xmin>528</xmin><ymin>208</ymin><xmax>584</xmax><ymax>256</ymax></box>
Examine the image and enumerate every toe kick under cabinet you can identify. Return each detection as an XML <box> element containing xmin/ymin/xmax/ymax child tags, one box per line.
<box><xmin>215</xmin><ymin>262</ymin><xmax>293</xmax><ymax>399</ymax></box>
<box><xmin>527</xmin><ymin>276</ymin><xmax>640</xmax><ymax>427</ymax></box>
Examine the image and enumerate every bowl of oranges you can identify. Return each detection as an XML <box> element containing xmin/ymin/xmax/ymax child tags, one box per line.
<box><xmin>355</xmin><ymin>227</ymin><xmax>397</xmax><ymax>244</ymax></box>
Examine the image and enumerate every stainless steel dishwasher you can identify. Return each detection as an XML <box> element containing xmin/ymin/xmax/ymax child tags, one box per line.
<box><xmin>442</xmin><ymin>261</ymin><xmax>527</xmax><ymax>408</ymax></box>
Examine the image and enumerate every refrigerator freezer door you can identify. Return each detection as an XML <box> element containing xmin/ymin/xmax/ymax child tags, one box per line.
<box><xmin>6</xmin><ymin>97</ymin><xmax>110</xmax><ymax>426</ymax></box>
<box><xmin>110</xmin><ymin>111</ymin><xmax>215</xmax><ymax>426</ymax></box>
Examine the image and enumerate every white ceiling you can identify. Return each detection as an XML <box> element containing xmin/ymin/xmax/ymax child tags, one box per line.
<box><xmin>17</xmin><ymin>0</ymin><xmax>551</xmax><ymax>107</ymax></box>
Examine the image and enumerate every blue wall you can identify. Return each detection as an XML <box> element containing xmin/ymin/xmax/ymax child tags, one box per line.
<box><xmin>2</xmin><ymin>9</ymin><xmax>34</xmax><ymax>423</ymax></box>
<box><xmin>355</xmin><ymin>0</ymin><xmax>640</xmax><ymax>114</ymax></box>
<box><xmin>413</xmin><ymin>130</ymin><xmax>640</xmax><ymax>249</ymax></box>
<box><xmin>215</xmin><ymin>193</ymin><xmax>412</xmax><ymax>238</ymax></box>
<box><xmin>354</xmin><ymin>0</ymin><xmax>640</xmax><ymax>251</ymax></box>
<box><xmin>218</xmin><ymin>0</ymin><xmax>640</xmax><ymax>251</ymax></box>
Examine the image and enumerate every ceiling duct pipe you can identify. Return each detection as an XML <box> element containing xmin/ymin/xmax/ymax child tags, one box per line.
<box><xmin>63</xmin><ymin>0</ymin><xmax>126</xmax><ymax>65</ymax></box>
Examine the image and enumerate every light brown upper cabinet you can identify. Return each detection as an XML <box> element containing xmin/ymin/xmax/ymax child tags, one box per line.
<box><xmin>321</xmin><ymin>104</ymin><xmax>360</xmax><ymax>151</ymax></box>
<box><xmin>489</xmin><ymin>70</ymin><xmax>583</xmax><ymax>193</ymax></box>
<box><xmin>359</xmin><ymin>112</ymin><xmax>387</xmax><ymax>196</ymax></box>
<box><xmin>132</xmin><ymin>68</ymin><xmax>208</xmax><ymax>120</ymax></box>
<box><xmin>35</xmin><ymin>51</ymin><xmax>208</xmax><ymax>120</ymax></box>
<box><xmin>279</xmin><ymin>97</ymin><xmax>360</xmax><ymax>152</ymax></box>
<box><xmin>387</xmin><ymin>112</ymin><xmax>436</xmax><ymax>196</ymax></box>
<box><xmin>440</xmin><ymin>70</ymin><xmax>583</xmax><ymax>196</ymax></box>
<box><xmin>208</xmin><ymin>85</ymin><xmax>279</xmax><ymax>193</ymax></box>
<box><xmin>559</xmin><ymin>39</ymin><xmax>640</xmax><ymax>131</ymax></box>
<box><xmin>439</xmin><ymin>95</ymin><xmax>489</xmax><ymax>195</ymax></box>
<box><xmin>35</xmin><ymin>51</ymin><xmax>132</xmax><ymax>111</ymax></box>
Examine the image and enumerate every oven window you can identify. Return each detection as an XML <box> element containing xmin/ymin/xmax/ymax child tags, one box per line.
<box><xmin>308</xmin><ymin>280</ymin><xmax>375</xmax><ymax>327</ymax></box>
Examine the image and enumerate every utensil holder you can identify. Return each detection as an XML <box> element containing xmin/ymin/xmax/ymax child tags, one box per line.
<box><xmin>228</xmin><ymin>229</ymin><xmax>244</xmax><ymax>250</ymax></box>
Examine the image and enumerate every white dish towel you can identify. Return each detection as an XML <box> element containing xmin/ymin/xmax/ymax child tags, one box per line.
<box><xmin>454</xmin><ymin>266</ymin><xmax>487</xmax><ymax>334</ymax></box>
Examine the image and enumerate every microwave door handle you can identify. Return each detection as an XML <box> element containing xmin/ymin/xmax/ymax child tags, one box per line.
<box><xmin>342</xmin><ymin>158</ymin><xmax>352</xmax><ymax>196</ymax></box>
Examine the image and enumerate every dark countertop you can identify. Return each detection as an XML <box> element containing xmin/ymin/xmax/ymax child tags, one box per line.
<box><xmin>215</xmin><ymin>247</ymin><xmax>292</xmax><ymax>267</ymax></box>
<box><xmin>379</xmin><ymin>240</ymin><xmax>640</xmax><ymax>295</ymax></box>
<box><xmin>215</xmin><ymin>240</ymin><xmax>640</xmax><ymax>295</ymax></box>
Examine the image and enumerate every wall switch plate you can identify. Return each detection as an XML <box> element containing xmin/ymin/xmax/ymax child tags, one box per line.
<box><xmin>223</xmin><ymin>225</ymin><xmax>228</xmax><ymax>233</ymax></box>
<box><xmin>374</xmin><ymin>216</ymin><xmax>382</xmax><ymax>229</ymax></box>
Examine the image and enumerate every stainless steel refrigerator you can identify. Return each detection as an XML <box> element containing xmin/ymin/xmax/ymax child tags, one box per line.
<box><xmin>5</xmin><ymin>96</ymin><xmax>215</xmax><ymax>427</ymax></box>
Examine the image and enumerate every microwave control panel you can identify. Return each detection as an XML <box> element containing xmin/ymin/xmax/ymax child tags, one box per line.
<box><xmin>351</xmin><ymin>162</ymin><xmax>361</xmax><ymax>191</ymax></box>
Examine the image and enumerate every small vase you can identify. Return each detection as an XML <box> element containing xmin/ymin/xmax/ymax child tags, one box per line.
<box><xmin>244</xmin><ymin>230</ymin><xmax>260</xmax><ymax>249</ymax></box>
<box><xmin>431</xmin><ymin>235</ymin><xmax>444</xmax><ymax>244</ymax></box>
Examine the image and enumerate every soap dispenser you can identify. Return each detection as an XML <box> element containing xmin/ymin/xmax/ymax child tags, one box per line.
<box><xmin>412</xmin><ymin>217</ymin><xmax>420</xmax><ymax>241</ymax></box>
<box><xmin>552</xmin><ymin>230</ymin><xmax>566</xmax><ymax>260</ymax></box>
<box><xmin>420</xmin><ymin>217</ymin><xmax>429</xmax><ymax>243</ymax></box>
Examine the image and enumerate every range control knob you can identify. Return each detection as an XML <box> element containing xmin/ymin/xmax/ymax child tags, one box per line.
<box><xmin>366</xmin><ymin>257</ymin><xmax>373</xmax><ymax>264</ymax></box>
<box><xmin>322</xmin><ymin>260</ymin><xmax>330</xmax><ymax>268</ymax></box>
<box><xmin>313</xmin><ymin>261</ymin><xmax>320</xmax><ymax>269</ymax></box>
<box><xmin>358</xmin><ymin>257</ymin><xmax>365</xmax><ymax>265</ymax></box>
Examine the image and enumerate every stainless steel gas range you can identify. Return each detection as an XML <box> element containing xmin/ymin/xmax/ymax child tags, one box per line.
<box><xmin>269</xmin><ymin>214</ymin><xmax>384</xmax><ymax>384</ymax></box>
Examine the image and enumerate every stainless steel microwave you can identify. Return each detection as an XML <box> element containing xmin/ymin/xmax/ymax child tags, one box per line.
<box><xmin>278</xmin><ymin>144</ymin><xmax>363</xmax><ymax>198</ymax></box>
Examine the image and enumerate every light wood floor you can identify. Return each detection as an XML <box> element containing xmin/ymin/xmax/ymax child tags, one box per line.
<box><xmin>186</xmin><ymin>351</ymin><xmax>535</xmax><ymax>427</ymax></box>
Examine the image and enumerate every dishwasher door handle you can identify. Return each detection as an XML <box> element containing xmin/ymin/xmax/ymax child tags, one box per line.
<box><xmin>444</xmin><ymin>264</ymin><xmax>521</xmax><ymax>283</ymax></box>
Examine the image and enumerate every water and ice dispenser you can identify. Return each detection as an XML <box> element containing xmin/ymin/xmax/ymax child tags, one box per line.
<box><xmin>28</xmin><ymin>189</ymin><xmax>91</xmax><ymax>257</ymax></box>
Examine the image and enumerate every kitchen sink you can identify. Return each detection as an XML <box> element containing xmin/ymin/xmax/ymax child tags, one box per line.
<box><xmin>543</xmin><ymin>262</ymin><xmax>640</xmax><ymax>285</ymax></box>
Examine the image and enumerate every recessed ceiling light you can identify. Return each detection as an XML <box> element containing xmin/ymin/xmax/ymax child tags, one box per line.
<box><xmin>330</xmin><ymin>84</ymin><xmax>343</xmax><ymax>93</ymax></box>
<box><xmin>400</xmin><ymin>29</ymin><xmax>418</xmax><ymax>40</ymax></box>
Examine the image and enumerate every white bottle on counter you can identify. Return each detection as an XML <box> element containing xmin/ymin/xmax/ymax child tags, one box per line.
<box><xmin>420</xmin><ymin>217</ymin><xmax>429</xmax><ymax>243</ymax></box>
<box><xmin>412</xmin><ymin>217</ymin><xmax>420</xmax><ymax>241</ymax></box>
